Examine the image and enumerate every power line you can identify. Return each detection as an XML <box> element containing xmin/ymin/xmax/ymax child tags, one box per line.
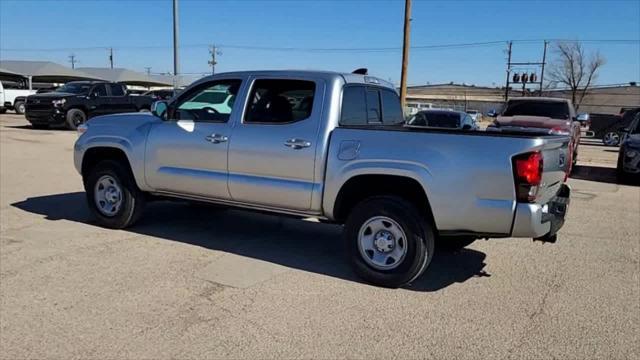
<box><xmin>2</xmin><ymin>39</ymin><xmax>637</xmax><ymax>53</ymax></box>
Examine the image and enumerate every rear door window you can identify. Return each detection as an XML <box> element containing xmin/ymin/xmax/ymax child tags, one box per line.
<box><xmin>91</xmin><ymin>84</ymin><xmax>107</xmax><ymax>97</ymax></box>
<box><xmin>244</xmin><ymin>79</ymin><xmax>315</xmax><ymax>124</ymax></box>
<box><xmin>108</xmin><ymin>84</ymin><xmax>125</xmax><ymax>96</ymax></box>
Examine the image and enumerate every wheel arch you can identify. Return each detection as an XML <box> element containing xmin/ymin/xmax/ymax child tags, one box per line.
<box><xmin>330</xmin><ymin>173</ymin><xmax>436</xmax><ymax>230</ymax></box>
<box><xmin>79</xmin><ymin>145</ymin><xmax>145</xmax><ymax>191</ymax></box>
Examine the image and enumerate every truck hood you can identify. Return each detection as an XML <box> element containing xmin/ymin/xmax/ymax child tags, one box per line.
<box><xmin>27</xmin><ymin>92</ymin><xmax>82</xmax><ymax>100</ymax></box>
<box><xmin>495</xmin><ymin>115</ymin><xmax>571</xmax><ymax>130</ymax></box>
<box><xmin>87</xmin><ymin>112</ymin><xmax>162</xmax><ymax>128</ymax></box>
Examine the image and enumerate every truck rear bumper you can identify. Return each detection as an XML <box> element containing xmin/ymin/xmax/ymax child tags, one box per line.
<box><xmin>511</xmin><ymin>184</ymin><xmax>570</xmax><ymax>239</ymax></box>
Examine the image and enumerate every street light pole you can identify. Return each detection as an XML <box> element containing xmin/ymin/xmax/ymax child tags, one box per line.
<box><xmin>399</xmin><ymin>0</ymin><xmax>412</xmax><ymax>111</ymax></box>
<box><xmin>539</xmin><ymin>40</ymin><xmax>548</xmax><ymax>96</ymax></box>
<box><xmin>172</xmin><ymin>0</ymin><xmax>179</xmax><ymax>89</ymax></box>
<box><xmin>504</xmin><ymin>41</ymin><xmax>512</xmax><ymax>101</ymax></box>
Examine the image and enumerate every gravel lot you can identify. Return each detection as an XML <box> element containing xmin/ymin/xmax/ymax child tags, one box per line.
<box><xmin>1</xmin><ymin>113</ymin><xmax>638</xmax><ymax>359</ymax></box>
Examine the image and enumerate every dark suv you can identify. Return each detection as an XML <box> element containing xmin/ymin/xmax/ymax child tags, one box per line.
<box><xmin>24</xmin><ymin>81</ymin><xmax>154</xmax><ymax>129</ymax></box>
<box><xmin>617</xmin><ymin>113</ymin><xmax>640</xmax><ymax>183</ymax></box>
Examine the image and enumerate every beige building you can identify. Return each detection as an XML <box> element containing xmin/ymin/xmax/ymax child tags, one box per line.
<box><xmin>406</xmin><ymin>83</ymin><xmax>639</xmax><ymax>115</ymax></box>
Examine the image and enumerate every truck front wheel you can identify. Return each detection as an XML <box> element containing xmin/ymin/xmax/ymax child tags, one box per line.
<box><xmin>66</xmin><ymin>109</ymin><xmax>86</xmax><ymax>130</ymax></box>
<box><xmin>14</xmin><ymin>101</ymin><xmax>25</xmax><ymax>114</ymax></box>
<box><xmin>344</xmin><ymin>196</ymin><xmax>435</xmax><ymax>288</ymax></box>
<box><xmin>84</xmin><ymin>160</ymin><xmax>145</xmax><ymax>229</ymax></box>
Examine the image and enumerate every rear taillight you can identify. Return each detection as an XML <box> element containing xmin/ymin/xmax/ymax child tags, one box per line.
<box><xmin>513</xmin><ymin>152</ymin><xmax>543</xmax><ymax>203</ymax></box>
<box><xmin>549</xmin><ymin>126</ymin><xmax>570</xmax><ymax>136</ymax></box>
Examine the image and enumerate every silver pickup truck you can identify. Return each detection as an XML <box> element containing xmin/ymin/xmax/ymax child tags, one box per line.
<box><xmin>74</xmin><ymin>70</ymin><xmax>571</xmax><ymax>287</ymax></box>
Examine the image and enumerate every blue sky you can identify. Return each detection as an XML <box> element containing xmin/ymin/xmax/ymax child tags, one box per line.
<box><xmin>1</xmin><ymin>0</ymin><xmax>639</xmax><ymax>86</ymax></box>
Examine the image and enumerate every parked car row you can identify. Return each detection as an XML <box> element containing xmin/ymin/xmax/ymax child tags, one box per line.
<box><xmin>617</xmin><ymin>112</ymin><xmax>640</xmax><ymax>180</ymax></box>
<box><xmin>23</xmin><ymin>81</ymin><xmax>156</xmax><ymax>130</ymax></box>
<box><xmin>406</xmin><ymin>109</ymin><xmax>479</xmax><ymax>130</ymax></box>
<box><xmin>74</xmin><ymin>69</ymin><xmax>572</xmax><ymax>288</ymax></box>
<box><xmin>586</xmin><ymin>108</ymin><xmax>640</xmax><ymax>146</ymax></box>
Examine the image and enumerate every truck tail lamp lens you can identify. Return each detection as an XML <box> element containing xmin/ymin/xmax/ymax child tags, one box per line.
<box><xmin>513</xmin><ymin>152</ymin><xmax>543</xmax><ymax>202</ymax></box>
<box><xmin>77</xmin><ymin>124</ymin><xmax>88</xmax><ymax>136</ymax></box>
<box><xmin>549</xmin><ymin>126</ymin><xmax>570</xmax><ymax>136</ymax></box>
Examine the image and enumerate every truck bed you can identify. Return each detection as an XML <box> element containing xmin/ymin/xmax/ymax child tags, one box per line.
<box><xmin>324</xmin><ymin>126</ymin><xmax>570</xmax><ymax>236</ymax></box>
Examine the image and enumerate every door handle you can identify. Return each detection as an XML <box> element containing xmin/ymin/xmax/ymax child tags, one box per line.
<box><xmin>205</xmin><ymin>133</ymin><xmax>228</xmax><ymax>144</ymax></box>
<box><xmin>284</xmin><ymin>138</ymin><xmax>312</xmax><ymax>149</ymax></box>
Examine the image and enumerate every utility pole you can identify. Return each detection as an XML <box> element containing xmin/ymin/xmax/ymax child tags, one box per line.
<box><xmin>69</xmin><ymin>54</ymin><xmax>76</xmax><ymax>69</ymax></box>
<box><xmin>504</xmin><ymin>41</ymin><xmax>512</xmax><ymax>101</ymax></box>
<box><xmin>399</xmin><ymin>0</ymin><xmax>412</xmax><ymax>110</ymax></box>
<box><xmin>539</xmin><ymin>40</ymin><xmax>548</xmax><ymax>96</ymax></box>
<box><xmin>172</xmin><ymin>0</ymin><xmax>179</xmax><ymax>89</ymax></box>
<box><xmin>109</xmin><ymin>47</ymin><xmax>114</xmax><ymax>69</ymax></box>
<box><xmin>208</xmin><ymin>45</ymin><xmax>221</xmax><ymax>75</ymax></box>
<box><xmin>144</xmin><ymin>67</ymin><xmax>152</xmax><ymax>90</ymax></box>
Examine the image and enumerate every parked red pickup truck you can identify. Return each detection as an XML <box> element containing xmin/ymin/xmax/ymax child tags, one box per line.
<box><xmin>488</xmin><ymin>97</ymin><xmax>583</xmax><ymax>168</ymax></box>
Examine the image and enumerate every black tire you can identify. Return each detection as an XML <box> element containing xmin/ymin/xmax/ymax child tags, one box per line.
<box><xmin>84</xmin><ymin>160</ymin><xmax>145</xmax><ymax>229</ymax></box>
<box><xmin>344</xmin><ymin>196</ymin><xmax>435</xmax><ymax>288</ymax></box>
<box><xmin>616</xmin><ymin>153</ymin><xmax>632</xmax><ymax>184</ymax></box>
<box><xmin>0</xmin><ymin>108</ymin><xmax>7</xmax><ymax>114</ymax></box>
<box><xmin>13</xmin><ymin>101</ymin><xmax>25</xmax><ymax>115</ymax></box>
<box><xmin>437</xmin><ymin>236</ymin><xmax>476</xmax><ymax>251</ymax></box>
<box><xmin>66</xmin><ymin>108</ymin><xmax>87</xmax><ymax>130</ymax></box>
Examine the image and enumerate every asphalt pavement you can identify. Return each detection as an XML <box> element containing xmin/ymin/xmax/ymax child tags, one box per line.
<box><xmin>1</xmin><ymin>114</ymin><xmax>638</xmax><ymax>359</ymax></box>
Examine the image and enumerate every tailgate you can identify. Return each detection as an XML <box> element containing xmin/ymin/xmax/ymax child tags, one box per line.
<box><xmin>536</xmin><ymin>136</ymin><xmax>571</xmax><ymax>204</ymax></box>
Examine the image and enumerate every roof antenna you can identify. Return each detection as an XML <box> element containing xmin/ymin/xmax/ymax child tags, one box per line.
<box><xmin>352</xmin><ymin>68</ymin><xmax>368</xmax><ymax>75</ymax></box>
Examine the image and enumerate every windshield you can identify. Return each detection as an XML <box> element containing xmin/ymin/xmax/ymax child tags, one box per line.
<box><xmin>502</xmin><ymin>100</ymin><xmax>570</xmax><ymax>119</ymax></box>
<box><xmin>55</xmin><ymin>83</ymin><xmax>92</xmax><ymax>94</ymax></box>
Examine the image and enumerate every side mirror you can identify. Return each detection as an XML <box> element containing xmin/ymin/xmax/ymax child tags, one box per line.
<box><xmin>576</xmin><ymin>113</ymin><xmax>589</xmax><ymax>122</ymax></box>
<box><xmin>151</xmin><ymin>101</ymin><xmax>168</xmax><ymax>119</ymax></box>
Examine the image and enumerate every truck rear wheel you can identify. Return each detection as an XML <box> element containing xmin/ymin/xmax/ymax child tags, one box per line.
<box><xmin>14</xmin><ymin>101</ymin><xmax>25</xmax><ymax>115</ymax></box>
<box><xmin>66</xmin><ymin>109</ymin><xmax>86</xmax><ymax>130</ymax></box>
<box><xmin>84</xmin><ymin>160</ymin><xmax>145</xmax><ymax>229</ymax></box>
<box><xmin>344</xmin><ymin>196</ymin><xmax>434</xmax><ymax>288</ymax></box>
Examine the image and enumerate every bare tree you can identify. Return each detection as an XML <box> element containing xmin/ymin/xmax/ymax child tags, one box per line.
<box><xmin>546</xmin><ymin>41</ymin><xmax>605</xmax><ymax>111</ymax></box>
